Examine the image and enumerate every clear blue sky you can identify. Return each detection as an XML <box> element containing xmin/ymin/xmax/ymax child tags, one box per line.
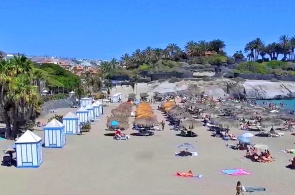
<box><xmin>0</xmin><ymin>0</ymin><xmax>294</xmax><ymax>60</ymax></box>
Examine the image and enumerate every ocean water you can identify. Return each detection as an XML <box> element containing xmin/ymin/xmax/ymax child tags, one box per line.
<box><xmin>256</xmin><ymin>99</ymin><xmax>295</xmax><ymax>111</ymax></box>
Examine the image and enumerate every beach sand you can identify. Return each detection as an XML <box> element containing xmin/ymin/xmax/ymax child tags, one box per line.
<box><xmin>0</xmin><ymin>87</ymin><xmax>295</xmax><ymax>195</ymax></box>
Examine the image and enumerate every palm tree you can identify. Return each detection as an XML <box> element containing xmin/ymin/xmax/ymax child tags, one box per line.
<box><xmin>197</xmin><ymin>40</ymin><xmax>209</xmax><ymax>52</ymax></box>
<box><xmin>165</xmin><ymin>43</ymin><xmax>181</xmax><ymax>60</ymax></box>
<box><xmin>153</xmin><ymin>48</ymin><xmax>163</xmax><ymax>61</ymax></box>
<box><xmin>132</xmin><ymin>49</ymin><xmax>143</xmax><ymax>65</ymax></box>
<box><xmin>289</xmin><ymin>36</ymin><xmax>295</xmax><ymax>60</ymax></box>
<box><xmin>120</xmin><ymin>53</ymin><xmax>133</xmax><ymax>68</ymax></box>
<box><xmin>279</xmin><ymin>35</ymin><xmax>290</xmax><ymax>60</ymax></box>
<box><xmin>185</xmin><ymin>41</ymin><xmax>203</xmax><ymax>57</ymax></box>
<box><xmin>0</xmin><ymin>55</ymin><xmax>41</xmax><ymax>139</ymax></box>
<box><xmin>209</xmin><ymin>39</ymin><xmax>226</xmax><ymax>53</ymax></box>
<box><xmin>244</xmin><ymin>41</ymin><xmax>255</xmax><ymax>61</ymax></box>
<box><xmin>142</xmin><ymin>47</ymin><xmax>155</xmax><ymax>63</ymax></box>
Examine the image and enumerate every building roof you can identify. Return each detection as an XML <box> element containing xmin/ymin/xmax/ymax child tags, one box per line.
<box><xmin>76</xmin><ymin>107</ymin><xmax>88</xmax><ymax>112</ymax></box>
<box><xmin>44</xmin><ymin>118</ymin><xmax>64</xmax><ymax>128</ymax></box>
<box><xmin>15</xmin><ymin>130</ymin><xmax>42</xmax><ymax>143</ymax></box>
<box><xmin>63</xmin><ymin>112</ymin><xmax>78</xmax><ymax>119</ymax></box>
<box><xmin>85</xmin><ymin>105</ymin><xmax>94</xmax><ymax>109</ymax></box>
<box><xmin>91</xmin><ymin>102</ymin><xmax>99</xmax><ymax>107</ymax></box>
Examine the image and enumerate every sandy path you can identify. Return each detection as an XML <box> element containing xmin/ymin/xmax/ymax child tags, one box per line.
<box><xmin>0</xmin><ymin>91</ymin><xmax>294</xmax><ymax>194</ymax></box>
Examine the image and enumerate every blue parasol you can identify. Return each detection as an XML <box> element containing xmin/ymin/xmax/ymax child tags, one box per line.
<box><xmin>237</xmin><ymin>136</ymin><xmax>251</xmax><ymax>143</ymax></box>
<box><xmin>178</xmin><ymin>143</ymin><xmax>195</xmax><ymax>150</ymax></box>
<box><xmin>111</xmin><ymin>120</ymin><xmax>119</xmax><ymax>126</ymax></box>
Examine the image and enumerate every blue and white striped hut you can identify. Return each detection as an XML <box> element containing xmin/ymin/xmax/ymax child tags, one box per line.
<box><xmin>76</xmin><ymin>107</ymin><xmax>89</xmax><ymax>124</ymax></box>
<box><xmin>95</xmin><ymin>100</ymin><xmax>104</xmax><ymax>115</ymax></box>
<box><xmin>15</xmin><ymin>130</ymin><xmax>43</xmax><ymax>168</ymax></box>
<box><xmin>112</xmin><ymin>93</ymin><xmax>122</xmax><ymax>103</ymax></box>
<box><xmin>86</xmin><ymin>105</ymin><xmax>95</xmax><ymax>121</ymax></box>
<box><xmin>63</xmin><ymin>112</ymin><xmax>80</xmax><ymax>135</ymax></box>
<box><xmin>43</xmin><ymin>119</ymin><xmax>66</xmax><ymax>148</ymax></box>
<box><xmin>92</xmin><ymin>102</ymin><xmax>100</xmax><ymax>119</ymax></box>
<box><xmin>80</xmin><ymin>97</ymin><xmax>93</xmax><ymax>107</ymax></box>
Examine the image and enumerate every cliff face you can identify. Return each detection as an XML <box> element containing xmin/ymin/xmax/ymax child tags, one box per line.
<box><xmin>242</xmin><ymin>80</ymin><xmax>295</xmax><ymax>99</ymax></box>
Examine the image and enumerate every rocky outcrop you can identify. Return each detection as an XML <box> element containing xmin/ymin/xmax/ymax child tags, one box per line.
<box><xmin>242</xmin><ymin>80</ymin><xmax>295</xmax><ymax>99</ymax></box>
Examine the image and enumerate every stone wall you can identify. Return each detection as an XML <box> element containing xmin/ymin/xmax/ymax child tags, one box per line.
<box><xmin>40</xmin><ymin>99</ymin><xmax>72</xmax><ymax>116</ymax></box>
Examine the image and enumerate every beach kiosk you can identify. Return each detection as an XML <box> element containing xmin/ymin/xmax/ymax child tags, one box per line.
<box><xmin>92</xmin><ymin>102</ymin><xmax>100</xmax><ymax>119</ymax></box>
<box><xmin>76</xmin><ymin>107</ymin><xmax>89</xmax><ymax>123</ymax></box>
<box><xmin>15</xmin><ymin>130</ymin><xmax>43</xmax><ymax>168</ymax></box>
<box><xmin>63</xmin><ymin>112</ymin><xmax>80</xmax><ymax>135</ymax></box>
<box><xmin>43</xmin><ymin>118</ymin><xmax>66</xmax><ymax>148</ymax></box>
<box><xmin>112</xmin><ymin>93</ymin><xmax>122</xmax><ymax>103</ymax></box>
<box><xmin>95</xmin><ymin>101</ymin><xmax>104</xmax><ymax>114</ymax></box>
<box><xmin>86</xmin><ymin>105</ymin><xmax>95</xmax><ymax>121</ymax></box>
<box><xmin>80</xmin><ymin>97</ymin><xmax>92</xmax><ymax>107</ymax></box>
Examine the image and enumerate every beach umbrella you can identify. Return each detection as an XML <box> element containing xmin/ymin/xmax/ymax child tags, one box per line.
<box><xmin>178</xmin><ymin>143</ymin><xmax>194</xmax><ymax>150</ymax></box>
<box><xmin>111</xmin><ymin>120</ymin><xmax>119</xmax><ymax>126</ymax></box>
<box><xmin>237</xmin><ymin>136</ymin><xmax>251</xmax><ymax>143</ymax></box>
<box><xmin>253</xmin><ymin>144</ymin><xmax>269</xmax><ymax>150</ymax></box>
<box><xmin>241</xmin><ymin>132</ymin><xmax>254</xmax><ymax>138</ymax></box>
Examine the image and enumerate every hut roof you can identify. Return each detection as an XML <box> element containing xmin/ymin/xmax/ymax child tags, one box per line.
<box><xmin>63</xmin><ymin>112</ymin><xmax>78</xmax><ymax>119</ymax></box>
<box><xmin>45</xmin><ymin>118</ymin><xmax>64</xmax><ymax>128</ymax></box>
<box><xmin>15</xmin><ymin>130</ymin><xmax>42</xmax><ymax>143</ymax></box>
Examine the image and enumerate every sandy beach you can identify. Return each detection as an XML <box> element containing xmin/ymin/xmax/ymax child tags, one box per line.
<box><xmin>1</xmin><ymin>85</ymin><xmax>295</xmax><ymax>195</ymax></box>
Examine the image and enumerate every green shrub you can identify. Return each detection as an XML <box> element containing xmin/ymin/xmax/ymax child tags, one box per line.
<box><xmin>138</xmin><ymin>64</ymin><xmax>150</xmax><ymax>71</ymax></box>
<box><xmin>48</xmin><ymin>114</ymin><xmax>63</xmax><ymax>123</ymax></box>
<box><xmin>235</xmin><ymin>62</ymin><xmax>270</xmax><ymax>74</ymax></box>
<box><xmin>264</xmin><ymin>61</ymin><xmax>287</xmax><ymax>69</ymax></box>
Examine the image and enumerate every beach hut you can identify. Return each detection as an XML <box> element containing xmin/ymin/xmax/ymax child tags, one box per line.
<box><xmin>112</xmin><ymin>93</ymin><xmax>122</xmax><ymax>103</ymax></box>
<box><xmin>43</xmin><ymin>118</ymin><xmax>66</xmax><ymax>148</ymax></box>
<box><xmin>15</xmin><ymin>130</ymin><xmax>43</xmax><ymax>168</ymax></box>
<box><xmin>95</xmin><ymin>100</ymin><xmax>104</xmax><ymax>114</ymax></box>
<box><xmin>92</xmin><ymin>102</ymin><xmax>100</xmax><ymax>119</ymax></box>
<box><xmin>76</xmin><ymin>107</ymin><xmax>89</xmax><ymax>123</ymax></box>
<box><xmin>63</xmin><ymin>112</ymin><xmax>80</xmax><ymax>135</ymax></box>
<box><xmin>80</xmin><ymin>97</ymin><xmax>93</xmax><ymax>107</ymax></box>
<box><xmin>86</xmin><ymin>105</ymin><xmax>95</xmax><ymax>121</ymax></box>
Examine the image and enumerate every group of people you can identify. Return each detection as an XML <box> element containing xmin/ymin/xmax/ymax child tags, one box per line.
<box><xmin>246</xmin><ymin>148</ymin><xmax>273</xmax><ymax>163</ymax></box>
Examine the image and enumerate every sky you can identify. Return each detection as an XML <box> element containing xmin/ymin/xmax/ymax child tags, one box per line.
<box><xmin>0</xmin><ymin>0</ymin><xmax>294</xmax><ymax>60</ymax></box>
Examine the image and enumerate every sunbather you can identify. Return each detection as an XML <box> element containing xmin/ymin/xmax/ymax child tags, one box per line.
<box><xmin>176</xmin><ymin>170</ymin><xmax>193</xmax><ymax>177</ymax></box>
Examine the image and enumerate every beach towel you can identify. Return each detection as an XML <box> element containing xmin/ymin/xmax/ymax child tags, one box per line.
<box><xmin>243</xmin><ymin>187</ymin><xmax>266</xmax><ymax>192</ymax></box>
<box><xmin>175</xmin><ymin>152</ymin><xmax>198</xmax><ymax>157</ymax></box>
<box><xmin>222</xmin><ymin>169</ymin><xmax>250</xmax><ymax>176</ymax></box>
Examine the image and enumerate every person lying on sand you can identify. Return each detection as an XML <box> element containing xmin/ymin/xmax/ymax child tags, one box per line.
<box><xmin>176</xmin><ymin>170</ymin><xmax>193</xmax><ymax>177</ymax></box>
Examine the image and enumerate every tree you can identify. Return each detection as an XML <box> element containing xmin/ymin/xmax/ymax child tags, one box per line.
<box><xmin>233</xmin><ymin>50</ymin><xmax>244</xmax><ymax>60</ymax></box>
<box><xmin>209</xmin><ymin>39</ymin><xmax>226</xmax><ymax>53</ymax></box>
<box><xmin>279</xmin><ymin>35</ymin><xmax>290</xmax><ymax>61</ymax></box>
<box><xmin>245</xmin><ymin>38</ymin><xmax>264</xmax><ymax>61</ymax></box>
<box><xmin>0</xmin><ymin>55</ymin><xmax>41</xmax><ymax>139</ymax></box>
<box><xmin>165</xmin><ymin>43</ymin><xmax>182</xmax><ymax>61</ymax></box>
<box><xmin>289</xmin><ymin>36</ymin><xmax>295</xmax><ymax>60</ymax></box>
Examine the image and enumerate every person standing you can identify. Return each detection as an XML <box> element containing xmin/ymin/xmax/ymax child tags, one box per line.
<box><xmin>161</xmin><ymin>120</ymin><xmax>165</xmax><ymax>130</ymax></box>
<box><xmin>236</xmin><ymin>181</ymin><xmax>244</xmax><ymax>195</ymax></box>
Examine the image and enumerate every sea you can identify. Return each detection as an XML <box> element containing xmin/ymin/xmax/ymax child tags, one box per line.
<box><xmin>256</xmin><ymin>99</ymin><xmax>295</xmax><ymax>111</ymax></box>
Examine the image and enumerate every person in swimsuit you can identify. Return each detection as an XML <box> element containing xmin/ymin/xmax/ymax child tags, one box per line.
<box><xmin>236</xmin><ymin>181</ymin><xmax>244</xmax><ymax>195</ymax></box>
